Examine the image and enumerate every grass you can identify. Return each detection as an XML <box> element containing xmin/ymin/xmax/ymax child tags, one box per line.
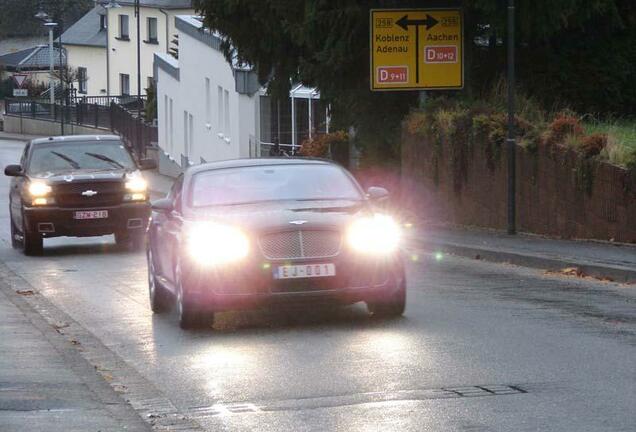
<box><xmin>584</xmin><ymin>120</ymin><xmax>636</xmax><ymax>150</ymax></box>
<box><xmin>584</xmin><ymin>119</ymin><xmax>636</xmax><ymax>168</ymax></box>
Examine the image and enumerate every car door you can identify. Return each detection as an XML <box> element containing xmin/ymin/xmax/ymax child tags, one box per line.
<box><xmin>152</xmin><ymin>174</ymin><xmax>183</xmax><ymax>287</ymax></box>
<box><xmin>10</xmin><ymin>143</ymin><xmax>30</xmax><ymax>230</ymax></box>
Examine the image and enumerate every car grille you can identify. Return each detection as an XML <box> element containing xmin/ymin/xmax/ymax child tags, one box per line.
<box><xmin>54</xmin><ymin>181</ymin><xmax>124</xmax><ymax>208</ymax></box>
<box><xmin>259</xmin><ymin>230</ymin><xmax>342</xmax><ymax>260</ymax></box>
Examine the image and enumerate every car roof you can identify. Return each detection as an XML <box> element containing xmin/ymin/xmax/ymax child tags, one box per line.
<box><xmin>29</xmin><ymin>135</ymin><xmax>123</xmax><ymax>146</ymax></box>
<box><xmin>186</xmin><ymin>157</ymin><xmax>334</xmax><ymax>174</ymax></box>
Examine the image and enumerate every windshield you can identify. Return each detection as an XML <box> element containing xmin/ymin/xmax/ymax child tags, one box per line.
<box><xmin>189</xmin><ymin>164</ymin><xmax>363</xmax><ymax>207</ymax></box>
<box><xmin>27</xmin><ymin>141</ymin><xmax>136</xmax><ymax>174</ymax></box>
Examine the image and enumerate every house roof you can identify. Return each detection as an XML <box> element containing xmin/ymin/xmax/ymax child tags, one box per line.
<box><xmin>60</xmin><ymin>6</ymin><xmax>107</xmax><ymax>48</ymax></box>
<box><xmin>115</xmin><ymin>0</ymin><xmax>193</xmax><ymax>8</ymax></box>
<box><xmin>0</xmin><ymin>46</ymin><xmax>66</xmax><ymax>70</ymax></box>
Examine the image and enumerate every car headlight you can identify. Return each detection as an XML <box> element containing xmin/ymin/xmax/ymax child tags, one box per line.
<box><xmin>186</xmin><ymin>222</ymin><xmax>250</xmax><ymax>266</ymax></box>
<box><xmin>347</xmin><ymin>214</ymin><xmax>401</xmax><ymax>255</ymax></box>
<box><xmin>28</xmin><ymin>181</ymin><xmax>52</xmax><ymax>197</ymax></box>
<box><xmin>125</xmin><ymin>176</ymin><xmax>147</xmax><ymax>192</ymax></box>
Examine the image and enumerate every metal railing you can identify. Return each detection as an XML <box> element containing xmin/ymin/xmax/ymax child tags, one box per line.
<box><xmin>4</xmin><ymin>96</ymin><xmax>156</xmax><ymax>159</ymax></box>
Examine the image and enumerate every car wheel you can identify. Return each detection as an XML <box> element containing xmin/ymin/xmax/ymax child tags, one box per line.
<box><xmin>10</xmin><ymin>216</ymin><xmax>21</xmax><ymax>249</ymax></box>
<box><xmin>367</xmin><ymin>278</ymin><xmax>406</xmax><ymax>319</ymax></box>
<box><xmin>176</xmin><ymin>264</ymin><xmax>214</xmax><ymax>329</ymax></box>
<box><xmin>147</xmin><ymin>248</ymin><xmax>172</xmax><ymax>313</ymax></box>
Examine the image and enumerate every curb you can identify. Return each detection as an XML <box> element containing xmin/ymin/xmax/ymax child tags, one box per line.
<box><xmin>409</xmin><ymin>238</ymin><xmax>636</xmax><ymax>284</ymax></box>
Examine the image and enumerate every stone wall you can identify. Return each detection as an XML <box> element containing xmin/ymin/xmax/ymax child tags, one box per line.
<box><xmin>402</xmin><ymin>132</ymin><xmax>636</xmax><ymax>243</ymax></box>
<box><xmin>3</xmin><ymin>116</ymin><xmax>106</xmax><ymax>137</ymax></box>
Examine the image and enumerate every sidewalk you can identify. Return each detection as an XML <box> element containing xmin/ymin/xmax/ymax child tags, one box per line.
<box><xmin>409</xmin><ymin>226</ymin><xmax>636</xmax><ymax>283</ymax></box>
<box><xmin>0</xmin><ymin>280</ymin><xmax>150</xmax><ymax>431</ymax></box>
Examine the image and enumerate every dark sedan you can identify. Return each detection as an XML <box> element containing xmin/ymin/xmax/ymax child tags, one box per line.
<box><xmin>4</xmin><ymin>135</ymin><xmax>155</xmax><ymax>255</ymax></box>
<box><xmin>147</xmin><ymin>158</ymin><xmax>406</xmax><ymax>328</ymax></box>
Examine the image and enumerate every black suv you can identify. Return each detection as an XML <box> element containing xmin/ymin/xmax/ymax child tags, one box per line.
<box><xmin>5</xmin><ymin>135</ymin><xmax>156</xmax><ymax>255</ymax></box>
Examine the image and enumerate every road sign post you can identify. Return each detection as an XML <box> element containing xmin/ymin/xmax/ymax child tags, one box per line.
<box><xmin>370</xmin><ymin>9</ymin><xmax>463</xmax><ymax>91</ymax></box>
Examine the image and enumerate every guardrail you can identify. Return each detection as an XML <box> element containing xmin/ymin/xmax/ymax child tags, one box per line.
<box><xmin>3</xmin><ymin>96</ymin><xmax>155</xmax><ymax>159</ymax></box>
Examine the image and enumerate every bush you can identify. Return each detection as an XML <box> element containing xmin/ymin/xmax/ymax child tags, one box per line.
<box><xmin>299</xmin><ymin>131</ymin><xmax>349</xmax><ymax>163</ymax></box>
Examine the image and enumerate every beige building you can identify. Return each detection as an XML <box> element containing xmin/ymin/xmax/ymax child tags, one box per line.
<box><xmin>62</xmin><ymin>0</ymin><xmax>193</xmax><ymax>97</ymax></box>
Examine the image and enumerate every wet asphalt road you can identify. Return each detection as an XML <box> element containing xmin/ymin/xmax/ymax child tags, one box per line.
<box><xmin>1</xmin><ymin>139</ymin><xmax>635</xmax><ymax>431</ymax></box>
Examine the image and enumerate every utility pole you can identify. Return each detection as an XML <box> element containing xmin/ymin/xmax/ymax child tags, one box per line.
<box><xmin>507</xmin><ymin>0</ymin><xmax>516</xmax><ymax>235</ymax></box>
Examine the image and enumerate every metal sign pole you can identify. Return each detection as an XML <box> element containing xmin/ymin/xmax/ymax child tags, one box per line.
<box><xmin>507</xmin><ymin>0</ymin><xmax>516</xmax><ymax>235</ymax></box>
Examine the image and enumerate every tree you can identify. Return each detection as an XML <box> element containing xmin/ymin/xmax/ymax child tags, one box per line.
<box><xmin>0</xmin><ymin>0</ymin><xmax>93</xmax><ymax>38</ymax></box>
<box><xmin>194</xmin><ymin>0</ymin><xmax>635</xmax><ymax>162</ymax></box>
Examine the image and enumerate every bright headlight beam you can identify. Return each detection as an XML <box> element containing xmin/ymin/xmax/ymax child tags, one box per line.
<box><xmin>187</xmin><ymin>223</ymin><xmax>249</xmax><ymax>265</ymax></box>
<box><xmin>28</xmin><ymin>181</ymin><xmax>52</xmax><ymax>197</ymax></box>
<box><xmin>125</xmin><ymin>177</ymin><xmax>147</xmax><ymax>192</ymax></box>
<box><xmin>347</xmin><ymin>214</ymin><xmax>401</xmax><ymax>254</ymax></box>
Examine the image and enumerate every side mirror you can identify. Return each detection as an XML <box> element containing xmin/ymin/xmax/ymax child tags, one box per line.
<box><xmin>4</xmin><ymin>164</ymin><xmax>23</xmax><ymax>177</ymax></box>
<box><xmin>139</xmin><ymin>158</ymin><xmax>157</xmax><ymax>170</ymax></box>
<box><xmin>151</xmin><ymin>198</ymin><xmax>173</xmax><ymax>213</ymax></box>
<box><xmin>366</xmin><ymin>186</ymin><xmax>389</xmax><ymax>201</ymax></box>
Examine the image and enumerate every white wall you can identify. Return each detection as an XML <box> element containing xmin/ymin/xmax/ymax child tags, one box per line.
<box><xmin>107</xmin><ymin>6</ymin><xmax>193</xmax><ymax>96</ymax></box>
<box><xmin>65</xmin><ymin>45</ymin><xmax>107</xmax><ymax>95</ymax></box>
<box><xmin>155</xmin><ymin>17</ymin><xmax>258</xmax><ymax>166</ymax></box>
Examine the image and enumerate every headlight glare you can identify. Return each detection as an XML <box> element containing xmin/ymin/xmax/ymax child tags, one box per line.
<box><xmin>186</xmin><ymin>222</ymin><xmax>249</xmax><ymax>265</ymax></box>
<box><xmin>125</xmin><ymin>177</ymin><xmax>147</xmax><ymax>192</ymax></box>
<box><xmin>28</xmin><ymin>181</ymin><xmax>52</xmax><ymax>197</ymax></box>
<box><xmin>347</xmin><ymin>214</ymin><xmax>401</xmax><ymax>254</ymax></box>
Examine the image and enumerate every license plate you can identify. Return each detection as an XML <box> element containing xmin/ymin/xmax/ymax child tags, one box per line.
<box><xmin>73</xmin><ymin>210</ymin><xmax>109</xmax><ymax>220</ymax></box>
<box><xmin>274</xmin><ymin>263</ymin><xmax>336</xmax><ymax>280</ymax></box>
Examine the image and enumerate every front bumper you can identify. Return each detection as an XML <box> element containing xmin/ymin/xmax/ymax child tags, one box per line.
<box><xmin>179</xmin><ymin>253</ymin><xmax>405</xmax><ymax>312</ymax></box>
<box><xmin>23</xmin><ymin>202</ymin><xmax>150</xmax><ymax>238</ymax></box>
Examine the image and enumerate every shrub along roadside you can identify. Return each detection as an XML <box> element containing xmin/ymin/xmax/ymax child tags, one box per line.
<box><xmin>405</xmin><ymin>102</ymin><xmax>636</xmax><ymax>176</ymax></box>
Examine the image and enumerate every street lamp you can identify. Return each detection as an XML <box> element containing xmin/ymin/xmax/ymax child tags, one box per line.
<box><xmin>44</xmin><ymin>22</ymin><xmax>58</xmax><ymax>107</ymax></box>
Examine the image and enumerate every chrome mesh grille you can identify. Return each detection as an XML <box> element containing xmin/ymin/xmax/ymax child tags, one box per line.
<box><xmin>259</xmin><ymin>230</ymin><xmax>341</xmax><ymax>260</ymax></box>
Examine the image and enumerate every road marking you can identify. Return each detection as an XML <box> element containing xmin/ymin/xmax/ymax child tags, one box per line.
<box><xmin>187</xmin><ymin>384</ymin><xmax>527</xmax><ymax>418</ymax></box>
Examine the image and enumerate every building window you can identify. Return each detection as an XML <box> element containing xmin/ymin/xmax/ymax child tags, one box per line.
<box><xmin>118</xmin><ymin>15</ymin><xmax>129</xmax><ymax>40</ymax></box>
<box><xmin>100</xmin><ymin>14</ymin><xmax>107</xmax><ymax>31</ymax></box>
<box><xmin>217</xmin><ymin>86</ymin><xmax>223</xmax><ymax>135</ymax></box>
<box><xmin>78</xmin><ymin>67</ymin><xmax>87</xmax><ymax>94</ymax></box>
<box><xmin>147</xmin><ymin>17</ymin><xmax>158</xmax><ymax>43</ymax></box>
<box><xmin>120</xmin><ymin>73</ymin><xmax>130</xmax><ymax>95</ymax></box>
<box><xmin>224</xmin><ymin>90</ymin><xmax>230</xmax><ymax>138</ymax></box>
<box><xmin>205</xmin><ymin>78</ymin><xmax>211</xmax><ymax>127</ymax></box>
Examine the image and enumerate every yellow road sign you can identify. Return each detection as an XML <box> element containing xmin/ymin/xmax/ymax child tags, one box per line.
<box><xmin>370</xmin><ymin>9</ymin><xmax>463</xmax><ymax>91</ymax></box>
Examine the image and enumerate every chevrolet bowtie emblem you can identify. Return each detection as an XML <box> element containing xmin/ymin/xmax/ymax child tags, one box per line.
<box><xmin>289</xmin><ymin>220</ymin><xmax>308</xmax><ymax>225</ymax></box>
<box><xmin>81</xmin><ymin>190</ymin><xmax>98</xmax><ymax>197</ymax></box>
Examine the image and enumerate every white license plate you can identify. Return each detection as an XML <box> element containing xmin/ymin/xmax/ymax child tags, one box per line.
<box><xmin>73</xmin><ymin>210</ymin><xmax>109</xmax><ymax>220</ymax></box>
<box><xmin>275</xmin><ymin>263</ymin><xmax>336</xmax><ymax>280</ymax></box>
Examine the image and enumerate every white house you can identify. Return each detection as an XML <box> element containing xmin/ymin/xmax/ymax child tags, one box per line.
<box><xmin>154</xmin><ymin>15</ymin><xmax>261</xmax><ymax>165</ymax></box>
<box><xmin>62</xmin><ymin>0</ymin><xmax>194</xmax><ymax>96</ymax></box>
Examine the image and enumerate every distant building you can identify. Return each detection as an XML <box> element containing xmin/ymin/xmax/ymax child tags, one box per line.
<box><xmin>154</xmin><ymin>16</ymin><xmax>261</xmax><ymax>165</ymax></box>
<box><xmin>154</xmin><ymin>15</ymin><xmax>330</xmax><ymax>168</ymax></box>
<box><xmin>0</xmin><ymin>45</ymin><xmax>65</xmax><ymax>88</ymax></box>
<box><xmin>61</xmin><ymin>0</ymin><xmax>194</xmax><ymax>96</ymax></box>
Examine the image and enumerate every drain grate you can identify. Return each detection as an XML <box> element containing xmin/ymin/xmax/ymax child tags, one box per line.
<box><xmin>188</xmin><ymin>384</ymin><xmax>527</xmax><ymax>418</ymax></box>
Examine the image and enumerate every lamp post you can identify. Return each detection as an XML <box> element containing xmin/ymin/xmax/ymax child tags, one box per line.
<box><xmin>507</xmin><ymin>0</ymin><xmax>516</xmax><ymax>235</ymax></box>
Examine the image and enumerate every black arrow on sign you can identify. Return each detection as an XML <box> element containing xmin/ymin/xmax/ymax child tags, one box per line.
<box><xmin>396</xmin><ymin>14</ymin><xmax>439</xmax><ymax>31</ymax></box>
<box><xmin>395</xmin><ymin>14</ymin><xmax>440</xmax><ymax>83</ymax></box>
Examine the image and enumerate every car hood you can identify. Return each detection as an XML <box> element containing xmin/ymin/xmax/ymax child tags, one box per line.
<box><xmin>185</xmin><ymin>200</ymin><xmax>370</xmax><ymax>233</ymax></box>
<box><xmin>30</xmin><ymin>168</ymin><xmax>138</xmax><ymax>184</ymax></box>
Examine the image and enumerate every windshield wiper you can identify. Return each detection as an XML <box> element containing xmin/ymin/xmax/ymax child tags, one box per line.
<box><xmin>84</xmin><ymin>152</ymin><xmax>125</xmax><ymax>169</ymax></box>
<box><xmin>50</xmin><ymin>151</ymin><xmax>80</xmax><ymax>169</ymax></box>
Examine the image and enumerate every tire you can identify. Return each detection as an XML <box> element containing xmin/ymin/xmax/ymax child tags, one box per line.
<box><xmin>367</xmin><ymin>278</ymin><xmax>406</xmax><ymax>319</ymax></box>
<box><xmin>176</xmin><ymin>264</ymin><xmax>214</xmax><ymax>329</ymax></box>
<box><xmin>23</xmin><ymin>227</ymin><xmax>43</xmax><ymax>256</ymax></box>
<box><xmin>10</xmin><ymin>216</ymin><xmax>21</xmax><ymax>249</ymax></box>
<box><xmin>147</xmin><ymin>248</ymin><xmax>172</xmax><ymax>313</ymax></box>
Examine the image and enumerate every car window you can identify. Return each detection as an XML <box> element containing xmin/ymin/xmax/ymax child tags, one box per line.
<box><xmin>170</xmin><ymin>174</ymin><xmax>184</xmax><ymax>213</ymax></box>
<box><xmin>27</xmin><ymin>141</ymin><xmax>136</xmax><ymax>174</ymax></box>
<box><xmin>189</xmin><ymin>164</ymin><xmax>363</xmax><ymax>208</ymax></box>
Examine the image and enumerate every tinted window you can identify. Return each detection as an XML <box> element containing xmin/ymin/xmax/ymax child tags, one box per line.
<box><xmin>190</xmin><ymin>164</ymin><xmax>362</xmax><ymax>207</ymax></box>
<box><xmin>28</xmin><ymin>141</ymin><xmax>136</xmax><ymax>174</ymax></box>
